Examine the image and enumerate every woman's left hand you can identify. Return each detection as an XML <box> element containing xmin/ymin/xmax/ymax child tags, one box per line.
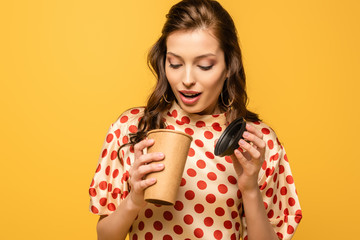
<box><xmin>230</xmin><ymin>123</ymin><xmax>266</xmax><ymax>194</ymax></box>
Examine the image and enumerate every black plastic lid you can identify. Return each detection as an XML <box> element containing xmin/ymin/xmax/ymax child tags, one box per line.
<box><xmin>214</xmin><ymin>117</ymin><xmax>246</xmax><ymax>157</ymax></box>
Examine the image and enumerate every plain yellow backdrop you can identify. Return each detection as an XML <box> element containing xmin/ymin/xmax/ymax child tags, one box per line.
<box><xmin>1</xmin><ymin>0</ymin><xmax>359</xmax><ymax>239</ymax></box>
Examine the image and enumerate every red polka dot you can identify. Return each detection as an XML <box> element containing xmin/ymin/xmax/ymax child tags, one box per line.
<box><xmin>284</xmin><ymin>154</ymin><xmax>288</xmax><ymax>162</ymax></box>
<box><xmin>280</xmin><ymin>186</ymin><xmax>287</xmax><ymax>195</ymax></box>
<box><xmin>206</xmin><ymin>194</ymin><xmax>216</xmax><ymax>203</ymax></box>
<box><xmin>253</xmin><ymin>121</ymin><xmax>261</xmax><ymax>125</ymax></box>
<box><xmin>237</xmin><ymin>189</ymin><xmax>242</xmax><ymax>199</ymax></box>
<box><xmin>185</xmin><ymin>190</ymin><xmax>195</xmax><ymax>200</ymax></box>
<box><xmin>277</xmin><ymin>220</ymin><xmax>283</xmax><ymax>228</ymax></box>
<box><xmin>228</xmin><ymin>175</ymin><xmax>237</xmax><ymax>184</ymax></box>
<box><xmin>185</xmin><ymin>128</ymin><xmax>194</xmax><ymax>135</ymax></box>
<box><xmin>288</xmin><ymin>197</ymin><xmax>296</xmax><ymax>206</ymax></box>
<box><xmin>197</xmin><ymin>180</ymin><xmax>207</xmax><ymax>190</ymax></box>
<box><xmin>196</xmin><ymin>159</ymin><xmax>206</xmax><ymax>169</ymax></box>
<box><xmin>277</xmin><ymin>232</ymin><xmax>283</xmax><ymax>239</ymax></box>
<box><xmin>196</xmin><ymin>121</ymin><xmax>205</xmax><ymax>127</ymax></box>
<box><xmin>204</xmin><ymin>131</ymin><xmax>213</xmax><ymax>139</ymax></box>
<box><xmin>108</xmin><ymin>183</ymin><xmax>112</xmax><ymax>192</ymax></box>
<box><xmin>106</xmin><ymin>134</ymin><xmax>114</xmax><ymax>143</ymax></box>
<box><xmin>184</xmin><ymin>214</ymin><xmax>193</xmax><ymax>224</ymax></box>
<box><xmin>216</xmin><ymin>163</ymin><xmax>226</xmax><ymax>171</ymax></box>
<box><xmin>99</xmin><ymin>198</ymin><xmax>107</xmax><ymax>206</ymax></box>
<box><xmin>129</xmin><ymin>125</ymin><xmax>137</xmax><ymax>133</ymax></box>
<box><xmin>266</xmin><ymin>188</ymin><xmax>274</xmax><ymax>198</ymax></box>
<box><xmin>153</xmin><ymin>221</ymin><xmax>163</xmax><ymax>231</ymax></box>
<box><xmin>226</xmin><ymin>198</ymin><xmax>235</xmax><ymax>207</ymax></box>
<box><xmin>205</xmin><ymin>151</ymin><xmax>215</xmax><ymax>159</ymax></box>
<box><xmin>163</xmin><ymin>235</ymin><xmax>172</xmax><ymax>240</ymax></box>
<box><xmin>145</xmin><ymin>208</ymin><xmax>153</xmax><ymax>218</ymax></box>
<box><xmin>110</xmin><ymin>151</ymin><xmax>117</xmax><ymax>160</ymax></box>
<box><xmin>295</xmin><ymin>210</ymin><xmax>302</xmax><ymax>223</ymax></box>
<box><xmin>99</xmin><ymin>181</ymin><xmax>107</xmax><ymax>190</ymax></box>
<box><xmin>267</xmin><ymin>209</ymin><xmax>274</xmax><ymax>218</ymax></box>
<box><xmin>204</xmin><ymin>217</ymin><xmax>214</xmax><ymax>226</ymax></box>
<box><xmin>286</xmin><ymin>175</ymin><xmax>294</xmax><ymax>184</ymax></box>
<box><xmin>225</xmin><ymin>156</ymin><xmax>232</xmax><ymax>163</ymax></box>
<box><xmin>262</xmin><ymin>160</ymin><xmax>267</xmax><ymax>170</ymax></box>
<box><xmin>235</xmin><ymin>222</ymin><xmax>240</xmax><ymax>231</ymax></box>
<box><xmin>145</xmin><ymin>232</ymin><xmax>153</xmax><ymax>240</ymax></box>
<box><xmin>163</xmin><ymin>211</ymin><xmax>173</xmax><ymax>221</ymax></box>
<box><xmin>174</xmin><ymin>201</ymin><xmax>184</xmax><ymax>211</ymax></box>
<box><xmin>113</xmin><ymin>169</ymin><xmax>119</xmax><ymax>178</ymax></box>
<box><xmin>187</xmin><ymin>168</ymin><xmax>197</xmax><ymax>177</ymax></box>
<box><xmin>265</xmin><ymin>167</ymin><xmax>275</xmax><ymax>177</ymax></box>
<box><xmin>102</xmin><ymin>149</ymin><xmax>108</xmax><ymax>158</ymax></box>
<box><xmin>171</xmin><ymin>110</ymin><xmax>178</xmax><ymax>118</ymax></box>
<box><xmin>91</xmin><ymin>205</ymin><xmax>99</xmax><ymax>214</ymax></box>
<box><xmin>215</xmin><ymin>207</ymin><xmax>225</xmax><ymax>216</ymax></box>
<box><xmin>181</xmin><ymin>116</ymin><xmax>190</xmax><ymax>124</ymax></box>
<box><xmin>138</xmin><ymin>221</ymin><xmax>144</xmax><ymax>230</ymax></box>
<box><xmin>231</xmin><ymin>211</ymin><xmax>238</xmax><ymax>219</ymax></box>
<box><xmin>96</xmin><ymin>164</ymin><xmax>101</xmax><ymax>173</ymax></box>
<box><xmin>224</xmin><ymin>220</ymin><xmax>232</xmax><ymax>229</ymax></box>
<box><xmin>131</xmin><ymin>109</ymin><xmax>140</xmax><ymax>114</ymax></box>
<box><xmin>166</xmin><ymin>125</ymin><xmax>175</xmax><ymax>130</ymax></box>
<box><xmin>180</xmin><ymin>177</ymin><xmax>186</xmax><ymax>186</ymax></box>
<box><xmin>279</xmin><ymin>165</ymin><xmax>285</xmax><ymax>174</ymax></box>
<box><xmin>105</xmin><ymin>166</ymin><xmax>110</xmax><ymax>175</ymax></box>
<box><xmin>287</xmin><ymin>225</ymin><xmax>295</xmax><ymax>234</ymax></box>
<box><xmin>264</xmin><ymin>202</ymin><xmax>268</xmax><ymax>209</ymax></box>
<box><xmin>90</xmin><ymin>179</ymin><xmax>94</xmax><ymax>187</ymax></box>
<box><xmin>212</xmin><ymin>122</ymin><xmax>222</xmax><ymax>132</ymax></box>
<box><xmin>261</xmin><ymin>128</ymin><xmax>270</xmax><ymax>134</ymax></box>
<box><xmin>260</xmin><ymin>181</ymin><xmax>267</xmax><ymax>190</ymax></box>
<box><xmin>173</xmin><ymin>225</ymin><xmax>183</xmax><ymax>234</ymax></box>
<box><xmin>107</xmin><ymin>203</ymin><xmax>116</xmax><ymax>211</ymax></box>
<box><xmin>214</xmin><ymin>230</ymin><xmax>223</xmax><ymax>239</ymax></box>
<box><xmin>188</xmin><ymin>148</ymin><xmax>195</xmax><ymax>157</ymax></box>
<box><xmin>218</xmin><ymin>184</ymin><xmax>228</xmax><ymax>194</ymax></box>
<box><xmin>195</xmin><ymin>140</ymin><xmax>204</xmax><ymax>148</ymax></box>
<box><xmin>194</xmin><ymin>204</ymin><xmax>204</xmax><ymax>213</ymax></box>
<box><xmin>273</xmin><ymin>194</ymin><xmax>278</xmax><ymax>204</ymax></box>
<box><xmin>231</xmin><ymin>233</ymin><xmax>236</xmax><ymax>240</ymax></box>
<box><xmin>122</xmin><ymin>136</ymin><xmax>128</xmax><ymax>144</ymax></box>
<box><xmin>267</xmin><ymin>140</ymin><xmax>274</xmax><ymax>149</ymax></box>
<box><xmin>194</xmin><ymin>228</ymin><xmax>204</xmax><ymax>238</ymax></box>
<box><xmin>89</xmin><ymin>188</ymin><xmax>96</xmax><ymax>197</ymax></box>
<box><xmin>207</xmin><ymin>172</ymin><xmax>217</xmax><ymax>181</ymax></box>
<box><xmin>279</xmin><ymin>201</ymin><xmax>283</xmax><ymax>210</ymax></box>
<box><xmin>120</xmin><ymin>116</ymin><xmax>128</xmax><ymax>123</ymax></box>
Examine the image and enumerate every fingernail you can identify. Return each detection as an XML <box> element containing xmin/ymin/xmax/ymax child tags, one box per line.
<box><xmin>234</xmin><ymin>149</ymin><xmax>240</xmax><ymax>155</ymax></box>
<box><xmin>157</xmin><ymin>153</ymin><xmax>164</xmax><ymax>157</ymax></box>
<box><xmin>243</xmin><ymin>131</ymin><xmax>249</xmax><ymax>138</ymax></box>
<box><xmin>157</xmin><ymin>163</ymin><xmax>164</xmax><ymax>168</ymax></box>
<box><xmin>239</xmin><ymin>139</ymin><xmax>246</xmax><ymax>145</ymax></box>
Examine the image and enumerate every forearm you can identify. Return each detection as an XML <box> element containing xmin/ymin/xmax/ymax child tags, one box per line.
<box><xmin>241</xmin><ymin>188</ymin><xmax>279</xmax><ymax>240</ymax></box>
<box><xmin>97</xmin><ymin>195</ymin><xmax>142</xmax><ymax>240</ymax></box>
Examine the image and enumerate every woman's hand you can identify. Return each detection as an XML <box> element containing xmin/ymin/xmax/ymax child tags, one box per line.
<box><xmin>128</xmin><ymin>138</ymin><xmax>165</xmax><ymax>209</ymax></box>
<box><xmin>230</xmin><ymin>123</ymin><xmax>266</xmax><ymax>193</ymax></box>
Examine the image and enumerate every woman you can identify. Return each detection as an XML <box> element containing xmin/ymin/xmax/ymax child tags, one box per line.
<box><xmin>89</xmin><ymin>0</ymin><xmax>302</xmax><ymax>239</ymax></box>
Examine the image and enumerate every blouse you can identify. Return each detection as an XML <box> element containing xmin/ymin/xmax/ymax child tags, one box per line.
<box><xmin>89</xmin><ymin>102</ymin><xmax>302</xmax><ymax>240</ymax></box>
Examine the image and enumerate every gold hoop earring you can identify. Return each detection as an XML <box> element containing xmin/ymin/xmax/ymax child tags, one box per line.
<box><xmin>163</xmin><ymin>94</ymin><xmax>171</xmax><ymax>104</ymax></box>
<box><xmin>221</xmin><ymin>91</ymin><xmax>234</xmax><ymax>108</ymax></box>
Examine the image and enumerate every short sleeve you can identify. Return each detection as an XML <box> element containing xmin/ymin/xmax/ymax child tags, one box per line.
<box><xmin>241</xmin><ymin>123</ymin><xmax>302</xmax><ymax>240</ymax></box>
<box><xmin>88</xmin><ymin>121</ymin><xmax>129</xmax><ymax>215</ymax></box>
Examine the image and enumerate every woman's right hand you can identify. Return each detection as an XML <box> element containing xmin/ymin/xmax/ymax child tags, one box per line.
<box><xmin>128</xmin><ymin>138</ymin><xmax>165</xmax><ymax>209</ymax></box>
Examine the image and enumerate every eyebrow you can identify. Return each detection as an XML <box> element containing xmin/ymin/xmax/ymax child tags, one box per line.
<box><xmin>166</xmin><ymin>52</ymin><xmax>216</xmax><ymax>60</ymax></box>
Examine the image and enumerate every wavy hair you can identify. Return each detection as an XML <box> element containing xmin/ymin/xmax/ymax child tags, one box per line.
<box><xmin>125</xmin><ymin>0</ymin><xmax>260</xmax><ymax>148</ymax></box>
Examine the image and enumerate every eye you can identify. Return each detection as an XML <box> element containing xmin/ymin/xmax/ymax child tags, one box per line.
<box><xmin>198</xmin><ymin>65</ymin><xmax>213</xmax><ymax>71</ymax></box>
<box><xmin>169</xmin><ymin>63</ymin><xmax>182</xmax><ymax>69</ymax></box>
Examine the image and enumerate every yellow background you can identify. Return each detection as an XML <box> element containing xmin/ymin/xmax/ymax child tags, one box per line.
<box><xmin>1</xmin><ymin>0</ymin><xmax>359</xmax><ymax>239</ymax></box>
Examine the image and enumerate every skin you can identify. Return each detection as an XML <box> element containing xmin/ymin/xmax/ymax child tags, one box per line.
<box><xmin>97</xmin><ymin>29</ymin><xmax>279</xmax><ymax>240</ymax></box>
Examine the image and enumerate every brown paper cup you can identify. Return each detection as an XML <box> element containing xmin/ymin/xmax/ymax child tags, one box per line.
<box><xmin>144</xmin><ymin>129</ymin><xmax>193</xmax><ymax>205</ymax></box>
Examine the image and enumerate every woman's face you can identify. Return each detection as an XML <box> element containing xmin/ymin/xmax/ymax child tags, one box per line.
<box><xmin>165</xmin><ymin>29</ymin><xmax>228</xmax><ymax>115</ymax></box>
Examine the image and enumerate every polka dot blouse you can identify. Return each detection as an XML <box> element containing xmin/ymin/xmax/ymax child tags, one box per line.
<box><xmin>89</xmin><ymin>102</ymin><xmax>302</xmax><ymax>240</ymax></box>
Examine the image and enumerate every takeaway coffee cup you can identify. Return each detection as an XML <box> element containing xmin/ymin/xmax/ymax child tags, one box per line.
<box><xmin>144</xmin><ymin>129</ymin><xmax>193</xmax><ymax>205</ymax></box>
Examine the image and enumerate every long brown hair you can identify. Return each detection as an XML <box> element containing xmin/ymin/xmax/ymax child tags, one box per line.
<box><xmin>127</xmin><ymin>0</ymin><xmax>260</xmax><ymax>147</ymax></box>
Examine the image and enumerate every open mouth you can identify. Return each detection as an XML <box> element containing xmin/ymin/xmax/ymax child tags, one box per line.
<box><xmin>179</xmin><ymin>91</ymin><xmax>202</xmax><ymax>98</ymax></box>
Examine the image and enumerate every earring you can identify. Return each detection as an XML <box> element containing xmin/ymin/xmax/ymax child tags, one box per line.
<box><xmin>163</xmin><ymin>94</ymin><xmax>171</xmax><ymax>103</ymax></box>
<box><xmin>221</xmin><ymin>91</ymin><xmax>234</xmax><ymax>108</ymax></box>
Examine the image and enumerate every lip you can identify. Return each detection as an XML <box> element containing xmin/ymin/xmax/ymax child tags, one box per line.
<box><xmin>178</xmin><ymin>90</ymin><xmax>202</xmax><ymax>105</ymax></box>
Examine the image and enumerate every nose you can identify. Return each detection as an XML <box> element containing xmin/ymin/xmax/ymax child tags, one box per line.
<box><xmin>182</xmin><ymin>67</ymin><xmax>195</xmax><ymax>87</ymax></box>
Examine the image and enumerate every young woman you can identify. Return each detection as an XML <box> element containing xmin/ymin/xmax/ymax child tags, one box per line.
<box><xmin>89</xmin><ymin>0</ymin><xmax>302</xmax><ymax>239</ymax></box>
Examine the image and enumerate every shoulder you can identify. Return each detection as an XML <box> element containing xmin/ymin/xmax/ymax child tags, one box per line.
<box><xmin>111</xmin><ymin>106</ymin><xmax>145</xmax><ymax>131</ymax></box>
<box><xmin>248</xmin><ymin>120</ymin><xmax>282</xmax><ymax>152</ymax></box>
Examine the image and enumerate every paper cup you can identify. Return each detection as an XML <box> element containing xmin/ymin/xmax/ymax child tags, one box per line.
<box><xmin>144</xmin><ymin>129</ymin><xmax>193</xmax><ymax>205</ymax></box>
